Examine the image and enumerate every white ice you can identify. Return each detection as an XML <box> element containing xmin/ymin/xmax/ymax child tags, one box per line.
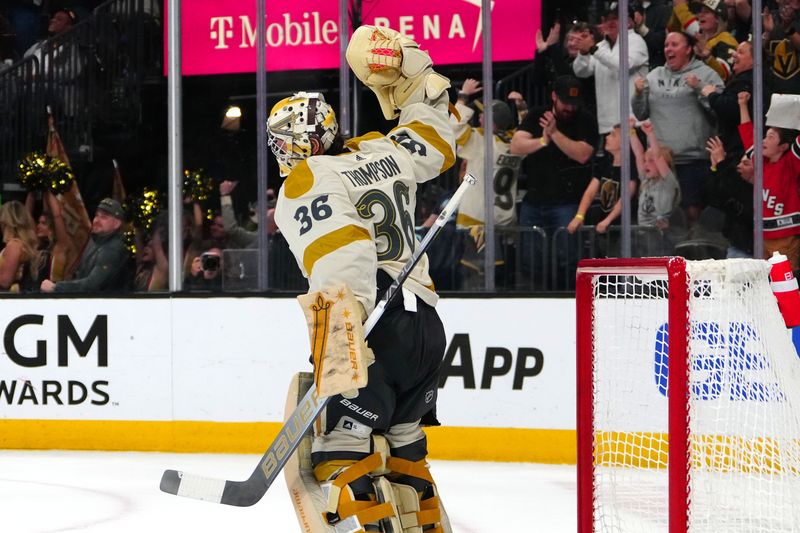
<box><xmin>0</xmin><ymin>450</ymin><xmax>577</xmax><ymax>532</ymax></box>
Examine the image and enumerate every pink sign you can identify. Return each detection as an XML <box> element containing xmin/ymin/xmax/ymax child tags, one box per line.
<box><xmin>167</xmin><ymin>0</ymin><xmax>540</xmax><ymax>76</ymax></box>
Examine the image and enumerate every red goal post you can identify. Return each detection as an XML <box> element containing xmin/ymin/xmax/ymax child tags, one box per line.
<box><xmin>576</xmin><ymin>257</ymin><xmax>800</xmax><ymax>533</ymax></box>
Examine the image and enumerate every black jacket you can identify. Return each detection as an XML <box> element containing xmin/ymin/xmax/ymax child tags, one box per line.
<box><xmin>708</xmin><ymin>69</ymin><xmax>753</xmax><ymax>155</ymax></box>
<box><xmin>704</xmin><ymin>152</ymin><xmax>754</xmax><ymax>255</ymax></box>
<box><xmin>54</xmin><ymin>230</ymin><xmax>130</xmax><ymax>292</ymax></box>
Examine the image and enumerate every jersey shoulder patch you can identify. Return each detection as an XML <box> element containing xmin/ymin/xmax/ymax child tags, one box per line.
<box><xmin>283</xmin><ymin>159</ymin><xmax>316</xmax><ymax>199</ymax></box>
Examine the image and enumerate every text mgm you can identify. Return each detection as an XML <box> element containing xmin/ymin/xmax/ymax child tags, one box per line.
<box><xmin>1</xmin><ymin>315</ymin><xmax>110</xmax><ymax>406</ymax></box>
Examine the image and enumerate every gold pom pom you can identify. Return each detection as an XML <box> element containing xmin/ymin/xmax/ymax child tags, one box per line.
<box><xmin>125</xmin><ymin>187</ymin><xmax>164</xmax><ymax>232</ymax></box>
<box><xmin>123</xmin><ymin>228</ymin><xmax>137</xmax><ymax>256</ymax></box>
<box><xmin>183</xmin><ymin>168</ymin><xmax>214</xmax><ymax>203</ymax></box>
<box><xmin>17</xmin><ymin>151</ymin><xmax>75</xmax><ymax>194</ymax></box>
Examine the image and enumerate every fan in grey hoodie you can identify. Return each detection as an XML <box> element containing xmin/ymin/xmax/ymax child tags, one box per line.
<box><xmin>632</xmin><ymin>31</ymin><xmax>723</xmax><ymax>223</ymax></box>
<box><xmin>631</xmin><ymin>42</ymin><xmax>723</xmax><ymax>164</ymax></box>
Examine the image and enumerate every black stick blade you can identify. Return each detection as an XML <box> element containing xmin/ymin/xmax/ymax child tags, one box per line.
<box><xmin>160</xmin><ymin>470</ymin><xmax>182</xmax><ymax>495</ymax></box>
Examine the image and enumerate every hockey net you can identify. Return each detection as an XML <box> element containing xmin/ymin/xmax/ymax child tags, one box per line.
<box><xmin>576</xmin><ymin>258</ymin><xmax>800</xmax><ymax>533</ymax></box>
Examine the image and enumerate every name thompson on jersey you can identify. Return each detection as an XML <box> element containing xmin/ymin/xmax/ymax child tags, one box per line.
<box><xmin>340</xmin><ymin>155</ymin><xmax>402</xmax><ymax>187</ymax></box>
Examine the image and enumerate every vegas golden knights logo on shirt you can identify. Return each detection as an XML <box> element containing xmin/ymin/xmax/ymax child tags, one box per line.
<box><xmin>599</xmin><ymin>177</ymin><xmax>620</xmax><ymax>213</ymax></box>
<box><xmin>769</xmin><ymin>39</ymin><xmax>800</xmax><ymax>80</ymax></box>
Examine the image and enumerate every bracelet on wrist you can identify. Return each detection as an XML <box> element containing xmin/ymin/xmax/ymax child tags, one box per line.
<box><xmin>539</xmin><ymin>137</ymin><xmax>548</xmax><ymax>146</ymax></box>
<box><xmin>710</xmin><ymin>165</ymin><xmax>717</xmax><ymax>172</ymax></box>
<box><xmin>574</xmin><ymin>213</ymin><xmax>585</xmax><ymax>221</ymax></box>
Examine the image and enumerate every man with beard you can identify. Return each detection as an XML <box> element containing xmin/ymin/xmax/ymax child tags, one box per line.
<box><xmin>511</xmin><ymin>74</ymin><xmax>598</xmax><ymax>238</ymax></box>
<box><xmin>511</xmin><ymin>75</ymin><xmax>598</xmax><ymax>288</ymax></box>
<box><xmin>40</xmin><ymin>198</ymin><xmax>129</xmax><ymax>292</ymax></box>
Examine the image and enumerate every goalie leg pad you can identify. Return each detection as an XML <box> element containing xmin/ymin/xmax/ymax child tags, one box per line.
<box><xmin>384</xmin><ymin>425</ymin><xmax>452</xmax><ymax>533</ymax></box>
<box><xmin>316</xmin><ymin>453</ymin><xmax>397</xmax><ymax>530</ymax></box>
<box><xmin>285</xmin><ymin>375</ymin><xmax>450</xmax><ymax>532</ymax></box>
<box><xmin>284</xmin><ymin>372</ymin><xmax>336</xmax><ymax>532</ymax></box>
<box><xmin>285</xmin><ymin>373</ymin><xmax>392</xmax><ymax>532</ymax></box>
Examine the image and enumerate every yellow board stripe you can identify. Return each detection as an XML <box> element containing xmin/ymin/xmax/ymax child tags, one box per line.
<box><xmin>391</xmin><ymin>121</ymin><xmax>456</xmax><ymax>174</ymax></box>
<box><xmin>303</xmin><ymin>224</ymin><xmax>371</xmax><ymax>274</ymax></box>
<box><xmin>283</xmin><ymin>160</ymin><xmax>315</xmax><ymax>199</ymax></box>
<box><xmin>4</xmin><ymin>422</ymin><xmax>789</xmax><ymax>473</ymax></box>
<box><xmin>0</xmin><ymin>420</ymin><xmax>577</xmax><ymax>462</ymax></box>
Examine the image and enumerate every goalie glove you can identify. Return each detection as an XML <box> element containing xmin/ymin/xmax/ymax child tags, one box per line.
<box><xmin>346</xmin><ymin>25</ymin><xmax>450</xmax><ymax>120</ymax></box>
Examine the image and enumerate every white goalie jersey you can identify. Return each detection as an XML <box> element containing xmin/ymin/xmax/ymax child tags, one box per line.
<box><xmin>275</xmin><ymin>99</ymin><xmax>455</xmax><ymax>314</ymax></box>
<box><xmin>451</xmin><ymin>101</ymin><xmax>519</xmax><ymax>228</ymax></box>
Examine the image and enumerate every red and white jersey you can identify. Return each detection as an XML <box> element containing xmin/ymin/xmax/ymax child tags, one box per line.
<box><xmin>740</xmin><ymin>121</ymin><xmax>800</xmax><ymax>239</ymax></box>
<box><xmin>275</xmin><ymin>99</ymin><xmax>456</xmax><ymax>314</ymax></box>
<box><xmin>451</xmin><ymin>102</ymin><xmax>519</xmax><ymax>228</ymax></box>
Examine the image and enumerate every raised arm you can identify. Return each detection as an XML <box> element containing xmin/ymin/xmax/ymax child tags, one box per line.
<box><xmin>452</xmin><ymin>79</ymin><xmax>480</xmax><ymax>145</ymax></box>
<box><xmin>148</xmin><ymin>228</ymin><xmax>169</xmax><ymax>291</ymax></box>
<box><xmin>641</xmin><ymin>121</ymin><xmax>671</xmax><ymax>177</ymax></box>
<box><xmin>738</xmin><ymin>91</ymin><xmax>751</xmax><ymax>124</ymax></box>
<box><xmin>629</xmin><ymin>121</ymin><xmax>647</xmax><ymax>178</ymax></box>
<box><xmin>591</xmin><ymin>33</ymin><xmax>649</xmax><ymax>73</ymax></box>
<box><xmin>737</xmin><ymin>91</ymin><xmax>754</xmax><ymax>152</ymax></box>
<box><xmin>44</xmin><ymin>191</ymin><xmax>71</xmax><ymax>247</ymax></box>
<box><xmin>25</xmin><ymin>192</ymin><xmax>35</xmax><ymax>216</ymax></box>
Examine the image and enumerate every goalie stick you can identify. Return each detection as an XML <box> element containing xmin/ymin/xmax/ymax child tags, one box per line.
<box><xmin>160</xmin><ymin>174</ymin><xmax>477</xmax><ymax>507</ymax></box>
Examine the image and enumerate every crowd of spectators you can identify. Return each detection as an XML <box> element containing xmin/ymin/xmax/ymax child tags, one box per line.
<box><xmin>517</xmin><ymin>0</ymin><xmax>800</xmax><ymax>276</ymax></box>
<box><xmin>1</xmin><ymin>0</ymin><xmax>799</xmax><ymax>294</ymax></box>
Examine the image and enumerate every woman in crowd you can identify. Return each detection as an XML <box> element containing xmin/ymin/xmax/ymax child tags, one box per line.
<box><xmin>26</xmin><ymin>190</ymin><xmax>79</xmax><ymax>283</ymax></box>
<box><xmin>632</xmin><ymin>31</ymin><xmax>724</xmax><ymax>225</ymax></box>
<box><xmin>0</xmin><ymin>200</ymin><xmax>43</xmax><ymax>292</ymax></box>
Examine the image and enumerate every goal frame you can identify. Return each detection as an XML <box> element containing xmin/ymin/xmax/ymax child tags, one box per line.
<box><xmin>576</xmin><ymin>257</ymin><xmax>690</xmax><ymax>533</ymax></box>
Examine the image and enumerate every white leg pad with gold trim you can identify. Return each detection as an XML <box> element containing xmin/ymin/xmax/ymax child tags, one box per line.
<box><xmin>284</xmin><ymin>372</ymin><xmax>336</xmax><ymax>532</ymax></box>
<box><xmin>284</xmin><ymin>373</ymin><xmax>452</xmax><ymax>533</ymax></box>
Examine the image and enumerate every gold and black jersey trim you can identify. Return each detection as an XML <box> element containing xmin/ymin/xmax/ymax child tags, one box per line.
<box><xmin>303</xmin><ymin>224</ymin><xmax>371</xmax><ymax>274</ymax></box>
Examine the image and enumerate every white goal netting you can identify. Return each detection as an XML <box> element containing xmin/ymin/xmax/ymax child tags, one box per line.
<box><xmin>588</xmin><ymin>259</ymin><xmax>800</xmax><ymax>532</ymax></box>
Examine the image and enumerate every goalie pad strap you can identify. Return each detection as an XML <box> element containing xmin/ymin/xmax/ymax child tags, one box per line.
<box><xmin>386</xmin><ymin>457</ymin><xmax>434</xmax><ymax>484</ymax></box>
<box><xmin>421</xmin><ymin>495</ymin><xmax>441</xmax><ymax>510</ymax></box>
<box><xmin>397</xmin><ymin>499</ymin><xmax>441</xmax><ymax>528</ymax></box>
<box><xmin>339</xmin><ymin>499</ymin><xmax>396</xmax><ymax>526</ymax></box>
<box><xmin>322</xmin><ymin>452</ymin><xmax>385</xmax><ymax>515</ymax></box>
<box><xmin>331</xmin><ymin>453</ymin><xmax>384</xmax><ymax>489</ymax></box>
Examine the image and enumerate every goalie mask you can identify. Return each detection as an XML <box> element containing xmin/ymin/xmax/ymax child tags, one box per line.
<box><xmin>267</xmin><ymin>92</ymin><xmax>338</xmax><ymax>176</ymax></box>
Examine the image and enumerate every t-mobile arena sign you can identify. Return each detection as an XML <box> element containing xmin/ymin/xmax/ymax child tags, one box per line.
<box><xmin>167</xmin><ymin>0</ymin><xmax>540</xmax><ymax>75</ymax></box>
